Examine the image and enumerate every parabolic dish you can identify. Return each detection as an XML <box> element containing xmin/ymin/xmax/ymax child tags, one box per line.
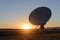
<box><xmin>29</xmin><ymin>7</ymin><xmax>52</xmax><ymax>25</ymax></box>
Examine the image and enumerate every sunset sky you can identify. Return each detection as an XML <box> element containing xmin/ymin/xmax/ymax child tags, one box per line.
<box><xmin>0</xmin><ymin>0</ymin><xmax>60</xmax><ymax>29</ymax></box>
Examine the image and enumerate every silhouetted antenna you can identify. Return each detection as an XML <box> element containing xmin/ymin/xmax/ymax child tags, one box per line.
<box><xmin>29</xmin><ymin>7</ymin><xmax>52</xmax><ymax>31</ymax></box>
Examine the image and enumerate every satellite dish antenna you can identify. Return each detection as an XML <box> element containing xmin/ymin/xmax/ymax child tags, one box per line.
<box><xmin>29</xmin><ymin>7</ymin><xmax>52</xmax><ymax>31</ymax></box>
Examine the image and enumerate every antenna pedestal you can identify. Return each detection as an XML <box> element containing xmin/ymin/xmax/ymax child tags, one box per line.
<box><xmin>40</xmin><ymin>25</ymin><xmax>45</xmax><ymax>31</ymax></box>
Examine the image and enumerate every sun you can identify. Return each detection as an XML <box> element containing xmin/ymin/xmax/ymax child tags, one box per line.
<box><xmin>22</xmin><ymin>24</ymin><xmax>31</xmax><ymax>29</ymax></box>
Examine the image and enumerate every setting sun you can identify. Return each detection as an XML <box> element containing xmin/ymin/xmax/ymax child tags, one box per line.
<box><xmin>22</xmin><ymin>24</ymin><xmax>31</xmax><ymax>29</ymax></box>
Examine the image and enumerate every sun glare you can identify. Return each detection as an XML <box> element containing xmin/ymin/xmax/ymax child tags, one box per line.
<box><xmin>22</xmin><ymin>24</ymin><xmax>31</xmax><ymax>29</ymax></box>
